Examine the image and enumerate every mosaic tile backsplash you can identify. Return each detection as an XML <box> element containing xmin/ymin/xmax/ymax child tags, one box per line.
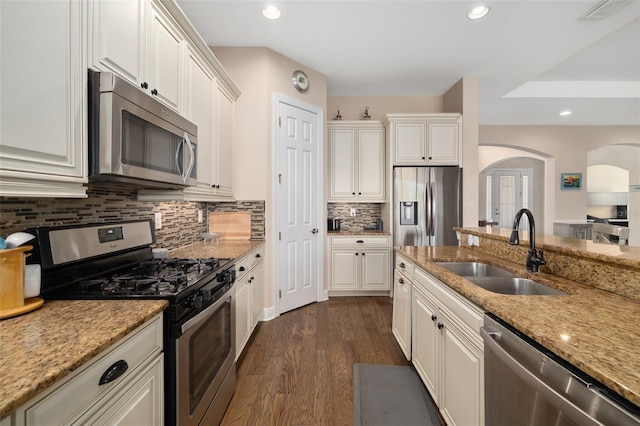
<box><xmin>327</xmin><ymin>203</ymin><xmax>382</xmax><ymax>232</ymax></box>
<box><xmin>0</xmin><ymin>183</ymin><xmax>265</xmax><ymax>249</ymax></box>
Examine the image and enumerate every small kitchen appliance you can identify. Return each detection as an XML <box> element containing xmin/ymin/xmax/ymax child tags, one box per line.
<box><xmin>28</xmin><ymin>220</ymin><xmax>236</xmax><ymax>426</ymax></box>
<box><xmin>327</xmin><ymin>218</ymin><xmax>341</xmax><ymax>231</ymax></box>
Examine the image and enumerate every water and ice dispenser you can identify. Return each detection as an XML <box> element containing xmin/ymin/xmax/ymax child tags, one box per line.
<box><xmin>399</xmin><ymin>202</ymin><xmax>418</xmax><ymax>225</ymax></box>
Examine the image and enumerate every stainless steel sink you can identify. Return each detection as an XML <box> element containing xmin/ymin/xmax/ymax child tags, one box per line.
<box><xmin>436</xmin><ymin>262</ymin><xmax>568</xmax><ymax>296</ymax></box>
<box><xmin>466</xmin><ymin>277</ymin><xmax>568</xmax><ymax>296</ymax></box>
<box><xmin>436</xmin><ymin>262</ymin><xmax>516</xmax><ymax>278</ymax></box>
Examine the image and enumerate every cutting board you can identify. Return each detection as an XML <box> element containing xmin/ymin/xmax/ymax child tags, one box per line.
<box><xmin>209</xmin><ymin>212</ymin><xmax>251</xmax><ymax>240</ymax></box>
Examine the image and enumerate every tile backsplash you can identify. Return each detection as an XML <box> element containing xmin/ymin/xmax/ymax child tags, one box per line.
<box><xmin>327</xmin><ymin>203</ymin><xmax>382</xmax><ymax>232</ymax></box>
<box><xmin>0</xmin><ymin>183</ymin><xmax>265</xmax><ymax>249</ymax></box>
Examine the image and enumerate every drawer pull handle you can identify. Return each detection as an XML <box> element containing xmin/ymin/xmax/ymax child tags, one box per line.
<box><xmin>99</xmin><ymin>360</ymin><xmax>129</xmax><ymax>386</ymax></box>
<box><xmin>399</xmin><ymin>278</ymin><xmax>405</xmax><ymax>284</ymax></box>
<box><xmin>356</xmin><ymin>240</ymin><xmax>364</xmax><ymax>243</ymax></box>
<box><xmin>431</xmin><ymin>314</ymin><xmax>437</xmax><ymax>322</ymax></box>
<box><xmin>239</xmin><ymin>266</ymin><xmax>246</xmax><ymax>272</ymax></box>
<box><xmin>399</xmin><ymin>262</ymin><xmax>405</xmax><ymax>268</ymax></box>
<box><xmin>256</xmin><ymin>253</ymin><xmax>261</xmax><ymax>258</ymax></box>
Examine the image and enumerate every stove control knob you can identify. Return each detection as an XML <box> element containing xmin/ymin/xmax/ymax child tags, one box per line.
<box><xmin>189</xmin><ymin>292</ymin><xmax>203</xmax><ymax>309</ymax></box>
<box><xmin>202</xmin><ymin>288</ymin><xmax>212</xmax><ymax>302</ymax></box>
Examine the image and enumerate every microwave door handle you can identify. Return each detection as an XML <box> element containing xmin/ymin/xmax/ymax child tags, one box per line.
<box><xmin>175</xmin><ymin>139</ymin><xmax>184</xmax><ymax>178</ymax></box>
<box><xmin>183</xmin><ymin>132</ymin><xmax>195</xmax><ymax>183</ymax></box>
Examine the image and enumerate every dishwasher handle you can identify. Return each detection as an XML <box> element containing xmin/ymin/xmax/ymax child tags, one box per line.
<box><xmin>481</xmin><ymin>327</ymin><xmax>600</xmax><ymax>426</ymax></box>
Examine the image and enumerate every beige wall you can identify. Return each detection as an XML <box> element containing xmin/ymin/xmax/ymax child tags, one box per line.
<box><xmin>212</xmin><ymin>46</ymin><xmax>328</xmax><ymax>316</ymax></box>
<box><xmin>479</xmin><ymin>126</ymin><xmax>640</xmax><ymax>245</ymax></box>
<box><xmin>327</xmin><ymin>96</ymin><xmax>442</xmax><ymax>121</ymax></box>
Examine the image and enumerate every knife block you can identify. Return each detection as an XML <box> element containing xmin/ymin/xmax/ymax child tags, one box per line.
<box><xmin>0</xmin><ymin>246</ymin><xmax>31</xmax><ymax>311</ymax></box>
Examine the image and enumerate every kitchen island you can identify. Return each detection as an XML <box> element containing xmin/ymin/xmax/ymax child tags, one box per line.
<box><xmin>396</xmin><ymin>226</ymin><xmax>640</xmax><ymax>408</ymax></box>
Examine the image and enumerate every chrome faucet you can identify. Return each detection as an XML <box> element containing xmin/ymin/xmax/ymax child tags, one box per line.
<box><xmin>508</xmin><ymin>208</ymin><xmax>546</xmax><ymax>272</ymax></box>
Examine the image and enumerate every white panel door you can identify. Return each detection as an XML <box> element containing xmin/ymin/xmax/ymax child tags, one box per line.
<box><xmin>357</xmin><ymin>128</ymin><xmax>385</xmax><ymax>200</ymax></box>
<box><xmin>427</xmin><ymin>121</ymin><xmax>459</xmax><ymax>165</ymax></box>
<box><xmin>412</xmin><ymin>288</ymin><xmax>439</xmax><ymax>403</ymax></box>
<box><xmin>490</xmin><ymin>169</ymin><xmax>533</xmax><ymax>230</ymax></box>
<box><xmin>277</xmin><ymin>101</ymin><xmax>320</xmax><ymax>314</ymax></box>
<box><xmin>392</xmin><ymin>271</ymin><xmax>412</xmax><ymax>360</ymax></box>
<box><xmin>394</xmin><ymin>122</ymin><xmax>426</xmax><ymax>165</ymax></box>
<box><xmin>331</xmin><ymin>250</ymin><xmax>359</xmax><ymax>290</ymax></box>
<box><xmin>360</xmin><ymin>249</ymin><xmax>389</xmax><ymax>290</ymax></box>
<box><xmin>328</xmin><ymin>128</ymin><xmax>356</xmax><ymax>199</ymax></box>
<box><xmin>215</xmin><ymin>85</ymin><xmax>235</xmax><ymax>196</ymax></box>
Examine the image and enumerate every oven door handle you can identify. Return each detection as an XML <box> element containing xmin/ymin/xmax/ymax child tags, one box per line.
<box><xmin>181</xmin><ymin>288</ymin><xmax>231</xmax><ymax>335</ymax></box>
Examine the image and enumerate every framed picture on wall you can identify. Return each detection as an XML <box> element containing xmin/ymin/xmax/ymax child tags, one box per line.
<box><xmin>561</xmin><ymin>172</ymin><xmax>582</xmax><ymax>190</ymax></box>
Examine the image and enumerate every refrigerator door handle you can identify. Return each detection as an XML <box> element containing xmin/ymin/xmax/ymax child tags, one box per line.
<box><xmin>425</xmin><ymin>176</ymin><xmax>432</xmax><ymax>239</ymax></box>
<box><xmin>430</xmin><ymin>181</ymin><xmax>436</xmax><ymax>236</ymax></box>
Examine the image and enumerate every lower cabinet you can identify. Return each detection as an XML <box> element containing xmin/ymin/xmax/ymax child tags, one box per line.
<box><xmin>235</xmin><ymin>244</ymin><xmax>265</xmax><ymax>360</ymax></box>
<box><xmin>328</xmin><ymin>235</ymin><xmax>391</xmax><ymax>295</ymax></box>
<box><xmin>394</xmin><ymin>257</ymin><xmax>484</xmax><ymax>426</ymax></box>
<box><xmin>391</xmin><ymin>253</ymin><xmax>413</xmax><ymax>360</ymax></box>
<box><xmin>12</xmin><ymin>314</ymin><xmax>164</xmax><ymax>426</ymax></box>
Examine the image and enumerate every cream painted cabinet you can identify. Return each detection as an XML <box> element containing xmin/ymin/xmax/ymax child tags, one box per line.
<box><xmin>0</xmin><ymin>0</ymin><xmax>87</xmax><ymax>197</ymax></box>
<box><xmin>235</xmin><ymin>244</ymin><xmax>265</xmax><ymax>359</ymax></box>
<box><xmin>214</xmin><ymin>85</ymin><xmax>235</xmax><ymax>198</ymax></box>
<box><xmin>89</xmin><ymin>0</ymin><xmax>184</xmax><ymax>112</ymax></box>
<box><xmin>328</xmin><ymin>121</ymin><xmax>385</xmax><ymax>202</ymax></box>
<box><xmin>328</xmin><ymin>236</ymin><xmax>391</xmax><ymax>295</ymax></box>
<box><xmin>385</xmin><ymin>114</ymin><xmax>461</xmax><ymax>166</ymax></box>
<box><xmin>411</xmin><ymin>267</ymin><xmax>484</xmax><ymax>426</ymax></box>
<box><xmin>12</xmin><ymin>314</ymin><xmax>164</xmax><ymax>426</ymax></box>
<box><xmin>392</xmin><ymin>264</ymin><xmax>412</xmax><ymax>360</ymax></box>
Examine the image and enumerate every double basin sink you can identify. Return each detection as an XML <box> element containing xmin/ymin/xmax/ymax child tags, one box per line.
<box><xmin>435</xmin><ymin>262</ymin><xmax>568</xmax><ymax>296</ymax></box>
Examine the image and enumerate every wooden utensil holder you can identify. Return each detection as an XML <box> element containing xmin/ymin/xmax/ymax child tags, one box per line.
<box><xmin>0</xmin><ymin>246</ymin><xmax>32</xmax><ymax>311</ymax></box>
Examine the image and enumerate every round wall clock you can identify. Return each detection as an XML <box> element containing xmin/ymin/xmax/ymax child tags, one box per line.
<box><xmin>292</xmin><ymin>70</ymin><xmax>309</xmax><ymax>93</ymax></box>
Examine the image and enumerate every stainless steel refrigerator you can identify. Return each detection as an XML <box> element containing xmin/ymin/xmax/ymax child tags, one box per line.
<box><xmin>393</xmin><ymin>166</ymin><xmax>462</xmax><ymax>246</ymax></box>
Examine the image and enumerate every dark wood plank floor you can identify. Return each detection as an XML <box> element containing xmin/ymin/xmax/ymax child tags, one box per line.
<box><xmin>221</xmin><ymin>296</ymin><xmax>409</xmax><ymax>425</ymax></box>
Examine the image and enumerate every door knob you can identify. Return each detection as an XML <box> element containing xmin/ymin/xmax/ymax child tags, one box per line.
<box><xmin>311</xmin><ymin>228</ymin><xmax>318</xmax><ymax>234</ymax></box>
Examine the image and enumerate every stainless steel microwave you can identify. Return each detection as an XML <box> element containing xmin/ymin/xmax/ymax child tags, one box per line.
<box><xmin>88</xmin><ymin>70</ymin><xmax>197</xmax><ymax>188</ymax></box>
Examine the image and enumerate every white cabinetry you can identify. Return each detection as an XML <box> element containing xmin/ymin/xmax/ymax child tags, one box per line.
<box><xmin>384</xmin><ymin>114</ymin><xmax>461</xmax><ymax>166</ymax></box>
<box><xmin>13</xmin><ymin>314</ymin><xmax>164</xmax><ymax>426</ymax></box>
<box><xmin>411</xmin><ymin>267</ymin><xmax>484</xmax><ymax>426</ymax></box>
<box><xmin>235</xmin><ymin>244</ymin><xmax>265</xmax><ymax>360</ymax></box>
<box><xmin>328</xmin><ymin>236</ymin><xmax>391</xmax><ymax>295</ymax></box>
<box><xmin>214</xmin><ymin>85</ymin><xmax>236</xmax><ymax>197</ymax></box>
<box><xmin>392</xmin><ymin>253</ymin><xmax>413</xmax><ymax>360</ymax></box>
<box><xmin>327</xmin><ymin>121</ymin><xmax>385</xmax><ymax>202</ymax></box>
<box><xmin>0</xmin><ymin>0</ymin><xmax>87</xmax><ymax>197</ymax></box>
<box><xmin>89</xmin><ymin>0</ymin><xmax>184</xmax><ymax>112</ymax></box>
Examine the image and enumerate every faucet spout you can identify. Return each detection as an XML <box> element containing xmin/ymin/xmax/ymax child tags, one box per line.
<box><xmin>508</xmin><ymin>208</ymin><xmax>546</xmax><ymax>272</ymax></box>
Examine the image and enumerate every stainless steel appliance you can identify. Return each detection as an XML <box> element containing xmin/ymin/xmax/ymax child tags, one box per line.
<box><xmin>393</xmin><ymin>166</ymin><xmax>462</xmax><ymax>246</ymax></box>
<box><xmin>482</xmin><ymin>314</ymin><xmax>640</xmax><ymax>426</ymax></box>
<box><xmin>28</xmin><ymin>220</ymin><xmax>236</xmax><ymax>426</ymax></box>
<box><xmin>327</xmin><ymin>218</ymin><xmax>341</xmax><ymax>231</ymax></box>
<box><xmin>88</xmin><ymin>70</ymin><xmax>197</xmax><ymax>188</ymax></box>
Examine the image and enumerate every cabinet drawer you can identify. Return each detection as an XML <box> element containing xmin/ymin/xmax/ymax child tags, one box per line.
<box><xmin>21</xmin><ymin>314</ymin><xmax>163</xmax><ymax>425</ymax></box>
<box><xmin>329</xmin><ymin>236</ymin><xmax>390</xmax><ymax>247</ymax></box>
<box><xmin>414</xmin><ymin>268</ymin><xmax>483</xmax><ymax>334</ymax></box>
<box><xmin>395</xmin><ymin>253</ymin><xmax>414</xmax><ymax>278</ymax></box>
<box><xmin>235</xmin><ymin>244</ymin><xmax>264</xmax><ymax>277</ymax></box>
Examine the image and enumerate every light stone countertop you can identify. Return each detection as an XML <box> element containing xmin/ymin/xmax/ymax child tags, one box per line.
<box><xmin>395</xmin><ymin>244</ymin><xmax>640</xmax><ymax>408</ymax></box>
<box><xmin>327</xmin><ymin>230</ymin><xmax>391</xmax><ymax>236</ymax></box>
<box><xmin>0</xmin><ymin>299</ymin><xmax>168</xmax><ymax>418</ymax></box>
<box><xmin>169</xmin><ymin>239</ymin><xmax>264</xmax><ymax>259</ymax></box>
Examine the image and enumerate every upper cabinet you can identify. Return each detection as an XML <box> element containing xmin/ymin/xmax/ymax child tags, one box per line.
<box><xmin>385</xmin><ymin>113</ymin><xmax>462</xmax><ymax>166</ymax></box>
<box><xmin>328</xmin><ymin>121</ymin><xmax>385</xmax><ymax>202</ymax></box>
<box><xmin>0</xmin><ymin>0</ymin><xmax>88</xmax><ymax>197</ymax></box>
<box><xmin>89</xmin><ymin>0</ymin><xmax>184</xmax><ymax>112</ymax></box>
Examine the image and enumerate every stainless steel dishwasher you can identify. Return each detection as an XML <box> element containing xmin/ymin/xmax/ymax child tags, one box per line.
<box><xmin>481</xmin><ymin>314</ymin><xmax>640</xmax><ymax>426</ymax></box>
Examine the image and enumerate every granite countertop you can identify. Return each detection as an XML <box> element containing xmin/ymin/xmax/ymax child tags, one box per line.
<box><xmin>395</xmin><ymin>245</ymin><xmax>640</xmax><ymax>408</ymax></box>
<box><xmin>327</xmin><ymin>230</ymin><xmax>391</xmax><ymax>236</ymax></box>
<box><xmin>0</xmin><ymin>299</ymin><xmax>168</xmax><ymax>418</ymax></box>
<box><xmin>169</xmin><ymin>239</ymin><xmax>264</xmax><ymax>259</ymax></box>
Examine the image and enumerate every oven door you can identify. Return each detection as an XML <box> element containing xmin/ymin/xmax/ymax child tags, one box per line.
<box><xmin>176</xmin><ymin>289</ymin><xmax>236</xmax><ymax>426</ymax></box>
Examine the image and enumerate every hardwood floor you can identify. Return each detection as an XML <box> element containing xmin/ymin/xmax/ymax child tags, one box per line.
<box><xmin>221</xmin><ymin>297</ymin><xmax>409</xmax><ymax>425</ymax></box>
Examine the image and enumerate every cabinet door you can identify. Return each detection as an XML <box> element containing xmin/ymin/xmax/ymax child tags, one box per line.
<box><xmin>394</xmin><ymin>122</ymin><xmax>427</xmax><ymax>165</ymax></box>
<box><xmin>357</xmin><ymin>128</ymin><xmax>385</xmax><ymax>200</ymax></box>
<box><xmin>235</xmin><ymin>279</ymin><xmax>250</xmax><ymax>358</ymax></box>
<box><xmin>392</xmin><ymin>271</ymin><xmax>412</xmax><ymax>360</ymax></box>
<box><xmin>89</xmin><ymin>0</ymin><xmax>146</xmax><ymax>88</ymax></box>
<box><xmin>328</xmin><ymin>128</ymin><xmax>356</xmax><ymax>199</ymax></box>
<box><xmin>250</xmin><ymin>261</ymin><xmax>264</xmax><ymax>328</ymax></box>
<box><xmin>85</xmin><ymin>355</ymin><xmax>164</xmax><ymax>426</ymax></box>
<box><xmin>214</xmin><ymin>85</ymin><xmax>235</xmax><ymax>197</ymax></box>
<box><xmin>440</xmin><ymin>313</ymin><xmax>483</xmax><ymax>426</ymax></box>
<box><xmin>426</xmin><ymin>120</ymin><xmax>459</xmax><ymax>165</ymax></box>
<box><xmin>330</xmin><ymin>250</ymin><xmax>359</xmax><ymax>290</ymax></box>
<box><xmin>148</xmin><ymin>3</ymin><xmax>183</xmax><ymax>111</ymax></box>
<box><xmin>184</xmin><ymin>46</ymin><xmax>215</xmax><ymax>190</ymax></box>
<box><xmin>412</xmin><ymin>288</ymin><xmax>439</xmax><ymax>402</ymax></box>
<box><xmin>0</xmin><ymin>0</ymin><xmax>87</xmax><ymax>197</ymax></box>
<box><xmin>360</xmin><ymin>249</ymin><xmax>389</xmax><ymax>290</ymax></box>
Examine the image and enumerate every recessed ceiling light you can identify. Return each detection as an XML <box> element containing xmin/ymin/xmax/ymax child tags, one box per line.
<box><xmin>560</xmin><ymin>110</ymin><xmax>572</xmax><ymax>116</ymax></box>
<box><xmin>467</xmin><ymin>5</ymin><xmax>491</xmax><ymax>20</ymax></box>
<box><xmin>262</xmin><ymin>5</ymin><xmax>281</xmax><ymax>20</ymax></box>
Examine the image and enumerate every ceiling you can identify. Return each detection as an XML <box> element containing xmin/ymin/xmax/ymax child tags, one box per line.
<box><xmin>176</xmin><ymin>0</ymin><xmax>640</xmax><ymax>126</ymax></box>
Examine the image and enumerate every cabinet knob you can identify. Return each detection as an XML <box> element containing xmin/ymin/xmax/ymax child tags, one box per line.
<box><xmin>431</xmin><ymin>314</ymin><xmax>437</xmax><ymax>322</ymax></box>
<box><xmin>140</xmin><ymin>82</ymin><xmax>148</xmax><ymax>89</ymax></box>
<box><xmin>352</xmin><ymin>192</ymin><xmax>356</xmax><ymax>195</ymax></box>
<box><xmin>422</xmin><ymin>156</ymin><xmax>426</xmax><ymax>160</ymax></box>
<box><xmin>362</xmin><ymin>252</ymin><xmax>365</xmax><ymax>256</ymax></box>
<box><xmin>151</xmin><ymin>88</ymin><xmax>158</xmax><ymax>96</ymax></box>
<box><xmin>239</xmin><ymin>266</ymin><xmax>245</xmax><ymax>272</ymax></box>
<box><xmin>358</xmin><ymin>192</ymin><xmax>362</xmax><ymax>195</ymax></box>
<box><xmin>256</xmin><ymin>253</ymin><xmax>261</xmax><ymax>258</ymax></box>
<box><xmin>355</xmin><ymin>252</ymin><xmax>359</xmax><ymax>256</ymax></box>
<box><xmin>437</xmin><ymin>322</ymin><xmax>444</xmax><ymax>330</ymax></box>
<box><xmin>399</xmin><ymin>262</ymin><xmax>405</xmax><ymax>268</ymax></box>
<box><xmin>428</xmin><ymin>156</ymin><xmax>432</xmax><ymax>160</ymax></box>
<box><xmin>399</xmin><ymin>278</ymin><xmax>405</xmax><ymax>284</ymax></box>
